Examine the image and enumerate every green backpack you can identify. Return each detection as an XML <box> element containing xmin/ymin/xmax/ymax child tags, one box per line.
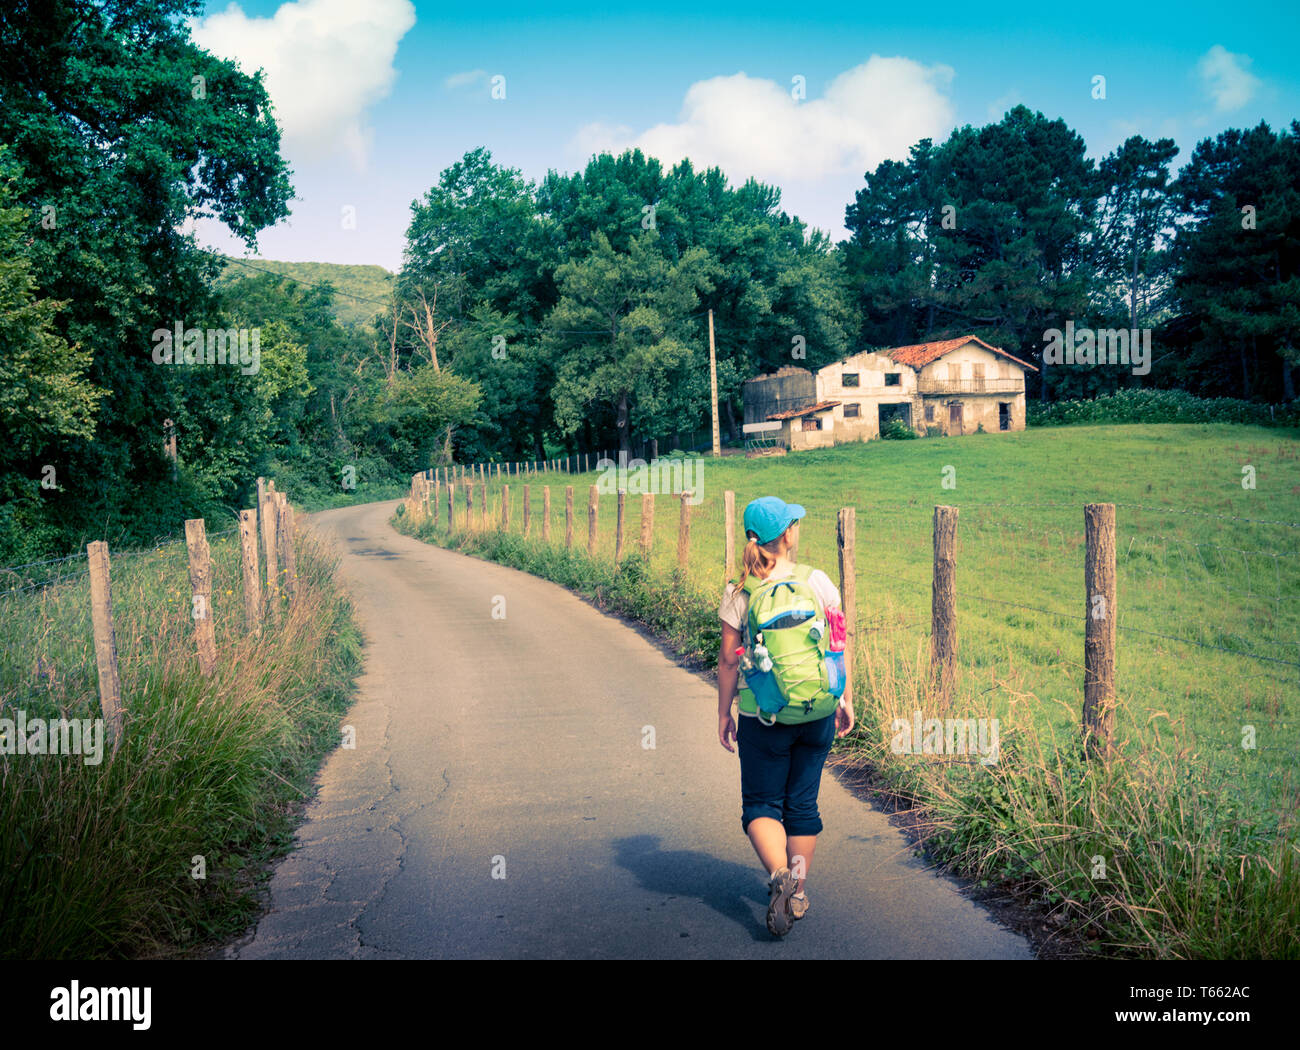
<box><xmin>738</xmin><ymin>563</ymin><xmax>838</xmax><ymax>726</ymax></box>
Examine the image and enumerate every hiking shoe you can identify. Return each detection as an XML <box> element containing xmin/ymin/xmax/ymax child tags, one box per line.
<box><xmin>791</xmin><ymin>891</ymin><xmax>809</xmax><ymax>920</ymax></box>
<box><xmin>766</xmin><ymin>867</ymin><xmax>796</xmax><ymax>936</ymax></box>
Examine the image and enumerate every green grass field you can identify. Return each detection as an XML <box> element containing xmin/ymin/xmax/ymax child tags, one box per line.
<box><xmin>404</xmin><ymin>423</ymin><xmax>1300</xmax><ymax>957</ymax></box>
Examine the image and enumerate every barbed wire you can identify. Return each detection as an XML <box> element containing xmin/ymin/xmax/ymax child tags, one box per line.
<box><xmin>0</xmin><ymin>523</ymin><xmax>243</xmax><ymax>596</ymax></box>
<box><xmin>1113</xmin><ymin>621</ymin><xmax>1300</xmax><ymax>669</ymax></box>
<box><xmin>0</xmin><ymin>569</ymin><xmax>91</xmax><ymax>600</ymax></box>
<box><xmin>949</xmin><ymin>499</ymin><xmax>1300</xmax><ymax>529</ymax></box>
<box><xmin>0</xmin><ymin>551</ymin><xmax>88</xmax><ymax>574</ymax></box>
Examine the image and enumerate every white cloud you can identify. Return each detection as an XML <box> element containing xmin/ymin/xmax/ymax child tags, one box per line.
<box><xmin>573</xmin><ymin>56</ymin><xmax>955</xmax><ymax>185</ymax></box>
<box><xmin>1197</xmin><ymin>44</ymin><xmax>1261</xmax><ymax>113</ymax></box>
<box><xmin>190</xmin><ymin>0</ymin><xmax>416</xmax><ymax>170</ymax></box>
<box><xmin>986</xmin><ymin>90</ymin><xmax>1022</xmax><ymax>122</ymax></box>
<box><xmin>445</xmin><ymin>69</ymin><xmax>487</xmax><ymax>89</ymax></box>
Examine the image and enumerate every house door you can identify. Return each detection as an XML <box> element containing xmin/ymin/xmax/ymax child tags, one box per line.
<box><xmin>999</xmin><ymin>402</ymin><xmax>1011</xmax><ymax>431</ymax></box>
<box><xmin>949</xmin><ymin>402</ymin><xmax>963</xmax><ymax>434</ymax></box>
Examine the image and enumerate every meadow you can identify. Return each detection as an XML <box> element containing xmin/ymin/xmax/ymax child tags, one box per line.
<box><xmin>398</xmin><ymin>423</ymin><xmax>1300</xmax><ymax>958</ymax></box>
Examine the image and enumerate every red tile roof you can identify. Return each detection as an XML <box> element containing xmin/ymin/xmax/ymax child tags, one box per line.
<box><xmin>878</xmin><ymin>335</ymin><xmax>1039</xmax><ymax>373</ymax></box>
<box><xmin>767</xmin><ymin>400</ymin><xmax>840</xmax><ymax>421</ymax></box>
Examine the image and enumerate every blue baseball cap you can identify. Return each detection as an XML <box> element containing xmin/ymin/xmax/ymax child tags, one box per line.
<box><xmin>743</xmin><ymin>496</ymin><xmax>806</xmax><ymax>544</ymax></box>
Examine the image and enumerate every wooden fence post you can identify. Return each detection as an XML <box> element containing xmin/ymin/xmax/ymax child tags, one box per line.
<box><xmin>260</xmin><ymin>486</ymin><xmax>279</xmax><ymax>622</ymax></box>
<box><xmin>467</xmin><ymin>480</ymin><xmax>475</xmax><ymax>530</ymax></box>
<box><xmin>677</xmin><ymin>491</ymin><xmax>690</xmax><ymax>569</ymax></box>
<box><xmin>86</xmin><ymin>541</ymin><xmax>123</xmax><ymax>754</ymax></box>
<box><xmin>565</xmin><ymin>486</ymin><xmax>574</xmax><ymax>551</ymax></box>
<box><xmin>931</xmin><ymin>505</ymin><xmax>958</xmax><ymax>696</ymax></box>
<box><xmin>501</xmin><ymin>484</ymin><xmax>510</xmax><ymax>531</ymax></box>
<box><xmin>1083</xmin><ymin>503</ymin><xmax>1117</xmax><ymax>756</ymax></box>
<box><xmin>239</xmin><ymin>509</ymin><xmax>261</xmax><ymax>633</ymax></box>
<box><xmin>615</xmin><ymin>490</ymin><xmax>626</xmax><ymax>562</ymax></box>
<box><xmin>587</xmin><ymin>485</ymin><xmax>598</xmax><ymax>557</ymax></box>
<box><xmin>185</xmin><ymin>518</ymin><xmax>218</xmax><ymax>677</ymax></box>
<box><xmin>837</xmin><ymin>508</ymin><xmax>856</xmax><ymax>713</ymax></box>
<box><xmin>641</xmin><ymin>494</ymin><xmax>654</xmax><ymax>556</ymax></box>
<box><xmin>480</xmin><ymin>481</ymin><xmax>488</xmax><ymax>529</ymax></box>
<box><xmin>277</xmin><ymin>492</ymin><xmax>296</xmax><ymax>603</ymax></box>
<box><xmin>523</xmin><ymin>484</ymin><xmax>531</xmax><ymax>538</ymax></box>
<box><xmin>433</xmin><ymin>478</ymin><xmax>441</xmax><ymax>526</ymax></box>
<box><xmin>724</xmin><ymin>490</ymin><xmax>735</xmax><ymax>578</ymax></box>
<box><xmin>542</xmin><ymin>486</ymin><xmax>551</xmax><ymax>541</ymax></box>
<box><xmin>447</xmin><ymin>483</ymin><xmax>455</xmax><ymax>530</ymax></box>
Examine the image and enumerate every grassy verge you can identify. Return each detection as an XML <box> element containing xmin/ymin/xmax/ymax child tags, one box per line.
<box><xmin>0</xmin><ymin>515</ymin><xmax>362</xmax><ymax>959</ymax></box>
<box><xmin>393</xmin><ymin>424</ymin><xmax>1299</xmax><ymax>958</ymax></box>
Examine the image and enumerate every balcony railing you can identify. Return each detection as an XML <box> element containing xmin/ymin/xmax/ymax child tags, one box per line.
<box><xmin>917</xmin><ymin>378</ymin><xmax>1023</xmax><ymax>395</ymax></box>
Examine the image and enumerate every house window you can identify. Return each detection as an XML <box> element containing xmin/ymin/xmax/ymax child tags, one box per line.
<box><xmin>972</xmin><ymin>363</ymin><xmax>985</xmax><ymax>388</ymax></box>
<box><xmin>842</xmin><ymin>373</ymin><xmax>860</xmax><ymax>387</ymax></box>
<box><xmin>801</xmin><ymin>417</ymin><xmax>821</xmax><ymax>431</ymax></box>
<box><xmin>924</xmin><ymin>404</ymin><xmax>935</xmax><ymax>422</ymax></box>
<box><xmin>844</xmin><ymin>404</ymin><xmax>860</xmax><ymax>418</ymax></box>
<box><xmin>884</xmin><ymin>373</ymin><xmax>901</xmax><ymax>387</ymax></box>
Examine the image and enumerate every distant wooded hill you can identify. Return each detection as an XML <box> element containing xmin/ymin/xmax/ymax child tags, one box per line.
<box><xmin>217</xmin><ymin>257</ymin><xmax>393</xmax><ymax>326</ymax></box>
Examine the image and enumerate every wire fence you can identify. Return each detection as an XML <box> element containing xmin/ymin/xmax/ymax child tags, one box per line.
<box><xmin>0</xmin><ymin>525</ymin><xmax>239</xmax><ymax>601</ymax></box>
<box><xmin>837</xmin><ymin>498</ymin><xmax>1298</xmax><ymax>822</ymax></box>
<box><xmin>409</xmin><ymin>474</ymin><xmax>1297</xmax><ymax>824</ymax></box>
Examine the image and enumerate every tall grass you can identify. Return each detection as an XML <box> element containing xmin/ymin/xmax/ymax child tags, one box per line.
<box><xmin>0</xmin><ymin>518</ymin><xmax>362</xmax><ymax>959</ymax></box>
<box><xmin>843</xmin><ymin>632</ymin><xmax>1298</xmax><ymax>958</ymax></box>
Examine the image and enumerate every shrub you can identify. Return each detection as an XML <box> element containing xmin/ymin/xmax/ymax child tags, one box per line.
<box><xmin>881</xmin><ymin>418</ymin><xmax>919</xmax><ymax>440</ymax></box>
<box><xmin>1029</xmin><ymin>389</ymin><xmax>1300</xmax><ymax>428</ymax></box>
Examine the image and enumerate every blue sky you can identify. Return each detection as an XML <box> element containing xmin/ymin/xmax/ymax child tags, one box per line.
<box><xmin>191</xmin><ymin>0</ymin><xmax>1300</xmax><ymax>272</ymax></box>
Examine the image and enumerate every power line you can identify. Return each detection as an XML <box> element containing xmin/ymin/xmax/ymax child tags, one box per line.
<box><xmin>217</xmin><ymin>255</ymin><xmax>394</xmax><ymax>309</ymax></box>
<box><xmin>217</xmin><ymin>256</ymin><xmax>718</xmax><ymax>337</ymax></box>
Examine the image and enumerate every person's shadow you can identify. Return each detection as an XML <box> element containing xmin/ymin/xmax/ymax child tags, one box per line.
<box><xmin>612</xmin><ymin>834</ymin><xmax>773</xmax><ymax>941</ymax></box>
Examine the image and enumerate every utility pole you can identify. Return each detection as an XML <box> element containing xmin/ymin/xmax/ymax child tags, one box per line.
<box><xmin>709</xmin><ymin>309</ymin><xmax>720</xmax><ymax>457</ymax></box>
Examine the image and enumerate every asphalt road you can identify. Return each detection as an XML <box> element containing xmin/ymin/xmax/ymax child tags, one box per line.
<box><xmin>226</xmin><ymin>499</ymin><xmax>1032</xmax><ymax>959</ymax></box>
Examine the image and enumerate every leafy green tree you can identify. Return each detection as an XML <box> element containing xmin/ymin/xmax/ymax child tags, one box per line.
<box><xmin>1094</xmin><ymin>136</ymin><xmax>1180</xmax><ymax>333</ymax></box>
<box><xmin>843</xmin><ymin>107</ymin><xmax>1100</xmax><ymax>401</ymax></box>
<box><xmin>0</xmin><ymin>160</ymin><xmax>107</xmax><ymax>561</ymax></box>
<box><xmin>546</xmin><ymin>231</ymin><xmax>714</xmax><ymax>454</ymax></box>
<box><xmin>167</xmin><ymin>319</ymin><xmax>311</xmax><ymax>505</ymax></box>
<box><xmin>0</xmin><ymin>162</ymin><xmax>105</xmax><ymax>457</ymax></box>
<box><xmin>403</xmin><ymin>148</ymin><xmax>557</xmax><ymax>329</ymax></box>
<box><xmin>349</xmin><ymin>361</ymin><xmax>483</xmax><ymax>474</ymax></box>
<box><xmin>541</xmin><ymin>152</ymin><xmax>850</xmax><ymax>443</ymax></box>
<box><xmin>443</xmin><ymin>304</ymin><xmax>553</xmax><ymax>461</ymax></box>
<box><xmin>0</xmin><ymin>0</ymin><xmax>293</xmax><ymax>551</ymax></box>
<box><xmin>1171</xmin><ymin>121</ymin><xmax>1300</xmax><ymax>401</ymax></box>
<box><xmin>841</xmin><ymin>144</ymin><xmax>943</xmax><ymax>347</ymax></box>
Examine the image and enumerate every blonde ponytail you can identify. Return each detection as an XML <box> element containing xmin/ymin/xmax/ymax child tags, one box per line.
<box><xmin>733</xmin><ymin>531</ymin><xmax>784</xmax><ymax>592</ymax></box>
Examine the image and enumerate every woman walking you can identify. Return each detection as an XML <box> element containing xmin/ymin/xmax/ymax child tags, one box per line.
<box><xmin>717</xmin><ymin>496</ymin><xmax>853</xmax><ymax>937</ymax></box>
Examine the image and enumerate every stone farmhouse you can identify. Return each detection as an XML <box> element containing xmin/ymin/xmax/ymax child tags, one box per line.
<box><xmin>742</xmin><ymin>335</ymin><xmax>1038</xmax><ymax>452</ymax></box>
